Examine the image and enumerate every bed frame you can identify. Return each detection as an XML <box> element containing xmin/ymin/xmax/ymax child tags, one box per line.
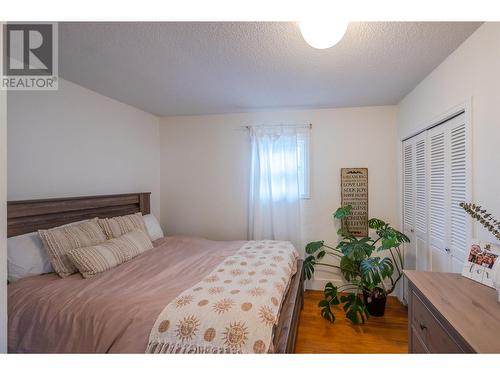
<box><xmin>6</xmin><ymin>192</ymin><xmax>304</xmax><ymax>353</ymax></box>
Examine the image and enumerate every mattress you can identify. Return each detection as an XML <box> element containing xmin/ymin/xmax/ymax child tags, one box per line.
<box><xmin>8</xmin><ymin>236</ymin><xmax>247</xmax><ymax>353</ymax></box>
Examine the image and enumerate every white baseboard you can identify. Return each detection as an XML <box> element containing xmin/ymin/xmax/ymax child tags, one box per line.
<box><xmin>306</xmin><ymin>277</ymin><xmax>344</xmax><ymax>291</ymax></box>
<box><xmin>306</xmin><ymin>278</ymin><xmax>405</xmax><ymax>301</ymax></box>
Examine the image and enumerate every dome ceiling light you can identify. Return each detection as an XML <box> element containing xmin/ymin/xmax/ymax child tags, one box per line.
<box><xmin>299</xmin><ymin>19</ymin><xmax>349</xmax><ymax>49</ymax></box>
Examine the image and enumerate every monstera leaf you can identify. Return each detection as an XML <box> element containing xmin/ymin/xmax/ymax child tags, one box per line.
<box><xmin>340</xmin><ymin>293</ymin><xmax>370</xmax><ymax>324</ymax></box>
<box><xmin>337</xmin><ymin>236</ymin><xmax>374</xmax><ymax>260</ymax></box>
<box><xmin>318</xmin><ymin>282</ymin><xmax>340</xmax><ymax>322</ymax></box>
<box><xmin>319</xmin><ymin>300</ymin><xmax>335</xmax><ymax>322</ymax></box>
<box><xmin>323</xmin><ymin>282</ymin><xmax>340</xmax><ymax>305</ymax></box>
<box><xmin>305</xmin><ymin>240</ymin><xmax>324</xmax><ymax>255</ymax></box>
<box><xmin>379</xmin><ymin>235</ymin><xmax>400</xmax><ymax>251</ymax></box>
<box><xmin>393</xmin><ymin>229</ymin><xmax>410</xmax><ymax>244</ymax></box>
<box><xmin>368</xmin><ymin>218</ymin><xmax>386</xmax><ymax>230</ymax></box>
<box><xmin>303</xmin><ymin>255</ymin><xmax>316</xmax><ymax>280</ymax></box>
<box><xmin>373</xmin><ymin>225</ymin><xmax>410</xmax><ymax>249</ymax></box>
<box><xmin>340</xmin><ymin>256</ymin><xmax>360</xmax><ymax>281</ymax></box>
<box><xmin>333</xmin><ymin>205</ymin><xmax>352</xmax><ymax>220</ymax></box>
<box><xmin>360</xmin><ymin>257</ymin><xmax>394</xmax><ymax>286</ymax></box>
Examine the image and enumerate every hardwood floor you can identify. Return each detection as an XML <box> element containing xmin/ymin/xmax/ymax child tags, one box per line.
<box><xmin>295</xmin><ymin>290</ymin><xmax>408</xmax><ymax>353</ymax></box>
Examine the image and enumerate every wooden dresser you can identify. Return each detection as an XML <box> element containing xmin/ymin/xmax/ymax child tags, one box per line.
<box><xmin>405</xmin><ymin>271</ymin><xmax>500</xmax><ymax>353</ymax></box>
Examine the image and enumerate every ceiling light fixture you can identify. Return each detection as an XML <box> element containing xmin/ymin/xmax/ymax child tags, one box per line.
<box><xmin>299</xmin><ymin>19</ymin><xmax>348</xmax><ymax>49</ymax></box>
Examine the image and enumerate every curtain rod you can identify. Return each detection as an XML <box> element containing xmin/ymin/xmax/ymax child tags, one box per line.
<box><xmin>245</xmin><ymin>123</ymin><xmax>312</xmax><ymax>130</ymax></box>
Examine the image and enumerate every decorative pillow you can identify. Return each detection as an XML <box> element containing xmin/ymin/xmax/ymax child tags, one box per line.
<box><xmin>38</xmin><ymin>218</ymin><xmax>107</xmax><ymax>278</ymax></box>
<box><xmin>67</xmin><ymin>229</ymin><xmax>153</xmax><ymax>279</ymax></box>
<box><xmin>143</xmin><ymin>214</ymin><xmax>164</xmax><ymax>241</ymax></box>
<box><xmin>98</xmin><ymin>212</ymin><xmax>147</xmax><ymax>239</ymax></box>
<box><xmin>7</xmin><ymin>231</ymin><xmax>54</xmax><ymax>282</ymax></box>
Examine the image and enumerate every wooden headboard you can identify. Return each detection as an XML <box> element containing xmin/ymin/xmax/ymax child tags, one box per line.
<box><xmin>7</xmin><ymin>192</ymin><xmax>151</xmax><ymax>237</ymax></box>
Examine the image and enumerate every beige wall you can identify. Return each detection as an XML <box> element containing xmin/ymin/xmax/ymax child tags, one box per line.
<box><xmin>7</xmin><ymin>78</ymin><xmax>161</xmax><ymax>218</ymax></box>
<box><xmin>398</xmin><ymin>22</ymin><xmax>500</xmax><ymax>243</ymax></box>
<box><xmin>160</xmin><ymin>106</ymin><xmax>399</xmax><ymax>288</ymax></box>
<box><xmin>0</xmin><ymin>78</ymin><xmax>6</xmax><ymax>352</ymax></box>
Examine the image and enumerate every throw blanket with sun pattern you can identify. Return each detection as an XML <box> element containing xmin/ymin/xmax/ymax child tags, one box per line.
<box><xmin>146</xmin><ymin>240</ymin><xmax>299</xmax><ymax>354</ymax></box>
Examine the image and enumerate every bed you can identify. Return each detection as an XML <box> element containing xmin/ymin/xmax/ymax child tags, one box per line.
<box><xmin>7</xmin><ymin>192</ymin><xmax>304</xmax><ymax>353</ymax></box>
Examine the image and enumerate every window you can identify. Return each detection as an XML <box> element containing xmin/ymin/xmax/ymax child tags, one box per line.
<box><xmin>297</xmin><ymin>132</ymin><xmax>310</xmax><ymax>199</ymax></box>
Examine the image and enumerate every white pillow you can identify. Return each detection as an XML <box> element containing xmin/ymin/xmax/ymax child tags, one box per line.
<box><xmin>143</xmin><ymin>214</ymin><xmax>164</xmax><ymax>241</ymax></box>
<box><xmin>7</xmin><ymin>219</ymin><xmax>90</xmax><ymax>282</ymax></box>
<box><xmin>8</xmin><ymin>231</ymin><xmax>54</xmax><ymax>282</ymax></box>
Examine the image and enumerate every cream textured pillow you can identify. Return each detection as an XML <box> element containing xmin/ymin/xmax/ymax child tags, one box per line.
<box><xmin>98</xmin><ymin>212</ymin><xmax>147</xmax><ymax>239</ymax></box>
<box><xmin>38</xmin><ymin>218</ymin><xmax>107</xmax><ymax>278</ymax></box>
<box><xmin>67</xmin><ymin>229</ymin><xmax>153</xmax><ymax>278</ymax></box>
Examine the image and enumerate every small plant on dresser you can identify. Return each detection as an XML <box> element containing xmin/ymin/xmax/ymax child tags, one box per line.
<box><xmin>303</xmin><ymin>205</ymin><xmax>409</xmax><ymax>324</ymax></box>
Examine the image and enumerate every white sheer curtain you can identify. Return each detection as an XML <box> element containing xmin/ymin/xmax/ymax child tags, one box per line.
<box><xmin>248</xmin><ymin>126</ymin><xmax>302</xmax><ymax>249</ymax></box>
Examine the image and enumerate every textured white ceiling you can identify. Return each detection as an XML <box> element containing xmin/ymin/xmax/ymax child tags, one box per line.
<box><xmin>59</xmin><ymin>22</ymin><xmax>481</xmax><ymax>116</ymax></box>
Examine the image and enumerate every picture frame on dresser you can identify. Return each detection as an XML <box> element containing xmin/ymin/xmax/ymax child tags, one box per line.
<box><xmin>461</xmin><ymin>240</ymin><xmax>500</xmax><ymax>288</ymax></box>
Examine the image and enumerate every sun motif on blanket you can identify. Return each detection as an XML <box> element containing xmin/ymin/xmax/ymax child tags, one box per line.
<box><xmin>239</xmin><ymin>278</ymin><xmax>253</xmax><ymax>285</ymax></box>
<box><xmin>175</xmin><ymin>315</ymin><xmax>200</xmax><ymax>342</ymax></box>
<box><xmin>208</xmin><ymin>286</ymin><xmax>225</xmax><ymax>295</ymax></box>
<box><xmin>248</xmin><ymin>287</ymin><xmax>265</xmax><ymax>297</ymax></box>
<box><xmin>272</xmin><ymin>255</ymin><xmax>284</xmax><ymax>262</ymax></box>
<box><xmin>224</xmin><ymin>259</ymin><xmax>237</xmax><ymax>266</ymax></box>
<box><xmin>174</xmin><ymin>294</ymin><xmax>194</xmax><ymax>308</ymax></box>
<box><xmin>258</xmin><ymin>305</ymin><xmax>276</xmax><ymax>327</ymax></box>
<box><xmin>230</xmin><ymin>268</ymin><xmax>243</xmax><ymax>276</ymax></box>
<box><xmin>261</xmin><ymin>268</ymin><xmax>275</xmax><ymax>276</ymax></box>
<box><xmin>204</xmin><ymin>275</ymin><xmax>220</xmax><ymax>283</ymax></box>
<box><xmin>223</xmin><ymin>321</ymin><xmax>249</xmax><ymax>350</ymax></box>
<box><xmin>251</xmin><ymin>261</ymin><xmax>264</xmax><ymax>267</ymax></box>
<box><xmin>212</xmin><ymin>298</ymin><xmax>235</xmax><ymax>314</ymax></box>
<box><xmin>273</xmin><ymin>282</ymin><xmax>285</xmax><ymax>294</ymax></box>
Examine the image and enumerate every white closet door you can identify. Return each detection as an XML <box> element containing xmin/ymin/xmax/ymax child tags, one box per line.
<box><xmin>448</xmin><ymin>113</ymin><xmax>471</xmax><ymax>271</ymax></box>
<box><xmin>402</xmin><ymin>111</ymin><xmax>471</xmax><ymax>274</ymax></box>
<box><xmin>428</xmin><ymin>124</ymin><xmax>449</xmax><ymax>272</ymax></box>
<box><xmin>413</xmin><ymin>132</ymin><xmax>428</xmax><ymax>271</ymax></box>
<box><xmin>402</xmin><ymin>139</ymin><xmax>416</xmax><ymax>270</ymax></box>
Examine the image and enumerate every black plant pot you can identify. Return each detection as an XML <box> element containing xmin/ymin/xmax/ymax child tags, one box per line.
<box><xmin>362</xmin><ymin>288</ymin><xmax>387</xmax><ymax>317</ymax></box>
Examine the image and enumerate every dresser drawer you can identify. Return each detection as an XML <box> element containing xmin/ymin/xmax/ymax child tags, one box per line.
<box><xmin>410</xmin><ymin>327</ymin><xmax>429</xmax><ymax>353</ymax></box>
<box><xmin>410</xmin><ymin>290</ymin><xmax>464</xmax><ymax>353</ymax></box>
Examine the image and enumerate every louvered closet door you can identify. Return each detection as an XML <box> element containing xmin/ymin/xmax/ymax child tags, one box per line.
<box><xmin>428</xmin><ymin>124</ymin><xmax>449</xmax><ymax>272</ymax></box>
<box><xmin>447</xmin><ymin>113</ymin><xmax>471</xmax><ymax>272</ymax></box>
<box><xmin>402</xmin><ymin>139</ymin><xmax>416</xmax><ymax>270</ymax></box>
<box><xmin>402</xmin><ymin>111</ymin><xmax>470</xmax><ymax>274</ymax></box>
<box><xmin>413</xmin><ymin>132</ymin><xmax>429</xmax><ymax>271</ymax></box>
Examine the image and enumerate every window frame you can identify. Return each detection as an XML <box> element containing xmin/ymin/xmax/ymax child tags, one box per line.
<box><xmin>297</xmin><ymin>131</ymin><xmax>311</xmax><ymax>199</ymax></box>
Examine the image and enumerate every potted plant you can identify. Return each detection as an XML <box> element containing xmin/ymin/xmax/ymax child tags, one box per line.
<box><xmin>303</xmin><ymin>205</ymin><xmax>409</xmax><ymax>324</ymax></box>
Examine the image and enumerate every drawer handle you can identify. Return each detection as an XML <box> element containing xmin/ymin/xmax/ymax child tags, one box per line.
<box><xmin>420</xmin><ymin>323</ymin><xmax>427</xmax><ymax>331</ymax></box>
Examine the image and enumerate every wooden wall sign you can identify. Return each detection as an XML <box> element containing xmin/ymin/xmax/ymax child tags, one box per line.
<box><xmin>341</xmin><ymin>168</ymin><xmax>368</xmax><ymax>237</ymax></box>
